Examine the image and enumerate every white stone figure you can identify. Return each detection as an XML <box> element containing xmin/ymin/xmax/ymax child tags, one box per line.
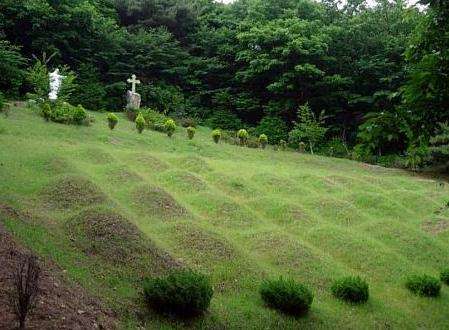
<box><xmin>48</xmin><ymin>69</ymin><xmax>65</xmax><ymax>101</ymax></box>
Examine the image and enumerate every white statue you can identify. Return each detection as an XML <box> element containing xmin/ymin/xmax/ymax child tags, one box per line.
<box><xmin>48</xmin><ymin>69</ymin><xmax>65</xmax><ymax>101</ymax></box>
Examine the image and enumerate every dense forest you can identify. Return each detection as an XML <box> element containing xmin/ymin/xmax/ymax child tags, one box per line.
<box><xmin>0</xmin><ymin>0</ymin><xmax>448</xmax><ymax>169</ymax></box>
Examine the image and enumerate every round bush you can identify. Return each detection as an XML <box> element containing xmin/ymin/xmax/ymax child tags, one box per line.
<box><xmin>135</xmin><ymin>113</ymin><xmax>145</xmax><ymax>133</ymax></box>
<box><xmin>212</xmin><ymin>129</ymin><xmax>221</xmax><ymax>143</ymax></box>
<box><xmin>237</xmin><ymin>129</ymin><xmax>249</xmax><ymax>146</ymax></box>
<box><xmin>331</xmin><ymin>276</ymin><xmax>369</xmax><ymax>303</ymax></box>
<box><xmin>406</xmin><ymin>275</ymin><xmax>441</xmax><ymax>297</ymax></box>
<box><xmin>72</xmin><ymin>105</ymin><xmax>87</xmax><ymax>125</ymax></box>
<box><xmin>260</xmin><ymin>278</ymin><xmax>313</xmax><ymax>316</ymax></box>
<box><xmin>143</xmin><ymin>270</ymin><xmax>213</xmax><ymax>317</ymax></box>
<box><xmin>259</xmin><ymin>134</ymin><xmax>268</xmax><ymax>149</ymax></box>
<box><xmin>107</xmin><ymin>113</ymin><xmax>118</xmax><ymax>130</ymax></box>
<box><xmin>186</xmin><ymin>126</ymin><xmax>196</xmax><ymax>140</ymax></box>
<box><xmin>164</xmin><ymin>119</ymin><xmax>176</xmax><ymax>137</ymax></box>
<box><xmin>441</xmin><ymin>269</ymin><xmax>449</xmax><ymax>285</ymax></box>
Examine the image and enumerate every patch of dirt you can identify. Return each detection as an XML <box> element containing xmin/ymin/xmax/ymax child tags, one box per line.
<box><xmin>134</xmin><ymin>185</ymin><xmax>187</xmax><ymax>219</ymax></box>
<box><xmin>82</xmin><ymin>148</ymin><xmax>115</xmax><ymax>165</ymax></box>
<box><xmin>176</xmin><ymin>156</ymin><xmax>211</xmax><ymax>173</ymax></box>
<box><xmin>0</xmin><ymin>223</ymin><xmax>117</xmax><ymax>330</ymax></box>
<box><xmin>66</xmin><ymin>209</ymin><xmax>182</xmax><ymax>271</ymax></box>
<box><xmin>422</xmin><ymin>219</ymin><xmax>449</xmax><ymax>235</ymax></box>
<box><xmin>171</xmin><ymin>223</ymin><xmax>235</xmax><ymax>262</ymax></box>
<box><xmin>162</xmin><ymin>170</ymin><xmax>206</xmax><ymax>192</ymax></box>
<box><xmin>42</xmin><ymin>176</ymin><xmax>106</xmax><ymax>209</ymax></box>
<box><xmin>135</xmin><ymin>154</ymin><xmax>169</xmax><ymax>171</ymax></box>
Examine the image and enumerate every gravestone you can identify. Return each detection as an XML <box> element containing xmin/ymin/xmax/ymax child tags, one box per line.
<box><xmin>126</xmin><ymin>74</ymin><xmax>141</xmax><ymax>110</ymax></box>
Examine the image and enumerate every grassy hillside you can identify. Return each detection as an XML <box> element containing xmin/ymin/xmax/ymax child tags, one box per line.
<box><xmin>1</xmin><ymin>106</ymin><xmax>449</xmax><ymax>329</ymax></box>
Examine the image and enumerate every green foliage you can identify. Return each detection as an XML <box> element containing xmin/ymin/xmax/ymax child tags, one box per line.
<box><xmin>259</xmin><ymin>134</ymin><xmax>268</xmax><ymax>149</ymax></box>
<box><xmin>0</xmin><ymin>40</ymin><xmax>26</xmax><ymax>97</ymax></box>
<box><xmin>440</xmin><ymin>269</ymin><xmax>449</xmax><ymax>285</ymax></box>
<box><xmin>186</xmin><ymin>126</ymin><xmax>195</xmax><ymax>140</ymax></box>
<box><xmin>255</xmin><ymin>116</ymin><xmax>288</xmax><ymax>145</ymax></box>
<box><xmin>107</xmin><ymin>113</ymin><xmax>118</xmax><ymax>130</ymax></box>
<box><xmin>179</xmin><ymin>117</ymin><xmax>197</xmax><ymax>128</ymax></box>
<box><xmin>135</xmin><ymin>113</ymin><xmax>145</xmax><ymax>134</ymax></box>
<box><xmin>429</xmin><ymin>122</ymin><xmax>449</xmax><ymax>166</ymax></box>
<box><xmin>288</xmin><ymin>104</ymin><xmax>327</xmax><ymax>154</ymax></box>
<box><xmin>0</xmin><ymin>92</ymin><xmax>5</xmax><ymax>113</ymax></box>
<box><xmin>43</xmin><ymin>102</ymin><xmax>87</xmax><ymax>126</ymax></box>
<box><xmin>164</xmin><ymin>119</ymin><xmax>176</xmax><ymax>137</ymax></box>
<box><xmin>73</xmin><ymin>63</ymin><xmax>107</xmax><ymax>110</ymax></box>
<box><xmin>212</xmin><ymin>129</ymin><xmax>221</xmax><ymax>144</ymax></box>
<box><xmin>140</xmin><ymin>108</ymin><xmax>167</xmax><ymax>132</ymax></box>
<box><xmin>27</xmin><ymin>60</ymin><xmax>49</xmax><ymax>100</ymax></box>
<box><xmin>206</xmin><ymin>111</ymin><xmax>243</xmax><ymax>131</ymax></box>
<box><xmin>143</xmin><ymin>270</ymin><xmax>213</xmax><ymax>316</ymax></box>
<box><xmin>260</xmin><ymin>278</ymin><xmax>313</xmax><ymax>316</ymax></box>
<box><xmin>320</xmin><ymin>138</ymin><xmax>348</xmax><ymax>158</ymax></box>
<box><xmin>237</xmin><ymin>129</ymin><xmax>249</xmax><ymax>146</ymax></box>
<box><xmin>405</xmin><ymin>275</ymin><xmax>441</xmax><ymax>297</ymax></box>
<box><xmin>331</xmin><ymin>276</ymin><xmax>369</xmax><ymax>304</ymax></box>
<box><xmin>41</xmin><ymin>102</ymin><xmax>52</xmax><ymax>122</ymax></box>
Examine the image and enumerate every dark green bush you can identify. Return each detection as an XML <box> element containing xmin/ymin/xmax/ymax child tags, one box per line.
<box><xmin>164</xmin><ymin>119</ymin><xmax>176</xmax><ymax>137</ymax></box>
<box><xmin>186</xmin><ymin>126</ymin><xmax>195</xmax><ymax>140</ymax></box>
<box><xmin>180</xmin><ymin>117</ymin><xmax>197</xmax><ymax>128</ymax></box>
<box><xmin>143</xmin><ymin>270</ymin><xmax>213</xmax><ymax>316</ymax></box>
<box><xmin>107</xmin><ymin>113</ymin><xmax>118</xmax><ymax>130</ymax></box>
<box><xmin>136</xmin><ymin>113</ymin><xmax>145</xmax><ymax>133</ymax></box>
<box><xmin>205</xmin><ymin>110</ymin><xmax>243</xmax><ymax>130</ymax></box>
<box><xmin>441</xmin><ymin>269</ymin><xmax>449</xmax><ymax>285</ymax></box>
<box><xmin>279</xmin><ymin>140</ymin><xmax>287</xmax><ymax>151</ymax></box>
<box><xmin>0</xmin><ymin>92</ymin><xmax>4</xmax><ymax>112</ymax></box>
<box><xmin>406</xmin><ymin>275</ymin><xmax>441</xmax><ymax>297</ymax></box>
<box><xmin>212</xmin><ymin>129</ymin><xmax>221</xmax><ymax>143</ymax></box>
<box><xmin>260</xmin><ymin>278</ymin><xmax>313</xmax><ymax>316</ymax></box>
<box><xmin>44</xmin><ymin>102</ymin><xmax>87</xmax><ymax>125</ymax></box>
<box><xmin>331</xmin><ymin>276</ymin><xmax>369</xmax><ymax>303</ymax></box>
<box><xmin>255</xmin><ymin>116</ymin><xmax>288</xmax><ymax>144</ymax></box>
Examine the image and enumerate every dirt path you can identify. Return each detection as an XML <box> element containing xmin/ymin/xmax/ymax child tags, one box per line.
<box><xmin>0</xmin><ymin>217</ymin><xmax>118</xmax><ymax>329</ymax></box>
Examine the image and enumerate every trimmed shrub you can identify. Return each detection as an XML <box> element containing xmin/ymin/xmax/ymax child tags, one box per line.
<box><xmin>260</xmin><ymin>278</ymin><xmax>313</xmax><ymax>316</ymax></box>
<box><xmin>140</xmin><ymin>108</ymin><xmax>167</xmax><ymax>132</ymax></box>
<box><xmin>186</xmin><ymin>126</ymin><xmax>196</xmax><ymax>140</ymax></box>
<box><xmin>331</xmin><ymin>276</ymin><xmax>369</xmax><ymax>303</ymax></box>
<box><xmin>259</xmin><ymin>134</ymin><xmax>268</xmax><ymax>149</ymax></box>
<box><xmin>441</xmin><ymin>269</ymin><xmax>449</xmax><ymax>285</ymax></box>
<box><xmin>135</xmin><ymin>113</ymin><xmax>145</xmax><ymax>133</ymax></box>
<box><xmin>143</xmin><ymin>270</ymin><xmax>213</xmax><ymax>317</ymax></box>
<box><xmin>237</xmin><ymin>129</ymin><xmax>249</xmax><ymax>146</ymax></box>
<box><xmin>406</xmin><ymin>275</ymin><xmax>441</xmax><ymax>297</ymax></box>
<box><xmin>72</xmin><ymin>105</ymin><xmax>87</xmax><ymax>125</ymax></box>
<box><xmin>255</xmin><ymin>116</ymin><xmax>288</xmax><ymax>144</ymax></box>
<box><xmin>107</xmin><ymin>113</ymin><xmax>118</xmax><ymax>130</ymax></box>
<box><xmin>41</xmin><ymin>102</ymin><xmax>52</xmax><ymax>121</ymax></box>
<box><xmin>212</xmin><ymin>129</ymin><xmax>221</xmax><ymax>144</ymax></box>
<box><xmin>164</xmin><ymin>119</ymin><xmax>176</xmax><ymax>137</ymax></box>
<box><xmin>279</xmin><ymin>140</ymin><xmax>287</xmax><ymax>151</ymax></box>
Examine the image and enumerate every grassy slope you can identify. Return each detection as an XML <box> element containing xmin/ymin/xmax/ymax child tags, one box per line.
<box><xmin>1</xmin><ymin>106</ymin><xmax>449</xmax><ymax>329</ymax></box>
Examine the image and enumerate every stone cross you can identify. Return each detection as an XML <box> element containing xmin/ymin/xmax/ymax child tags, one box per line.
<box><xmin>127</xmin><ymin>74</ymin><xmax>140</xmax><ymax>93</ymax></box>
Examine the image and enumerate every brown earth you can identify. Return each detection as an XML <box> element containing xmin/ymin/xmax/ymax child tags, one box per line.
<box><xmin>0</xmin><ymin>222</ymin><xmax>117</xmax><ymax>330</ymax></box>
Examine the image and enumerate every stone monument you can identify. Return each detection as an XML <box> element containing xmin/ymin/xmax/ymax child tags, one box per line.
<box><xmin>126</xmin><ymin>74</ymin><xmax>141</xmax><ymax>110</ymax></box>
<box><xmin>48</xmin><ymin>69</ymin><xmax>65</xmax><ymax>101</ymax></box>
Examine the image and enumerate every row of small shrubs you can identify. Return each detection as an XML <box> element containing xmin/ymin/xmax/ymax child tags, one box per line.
<box><xmin>143</xmin><ymin>269</ymin><xmax>449</xmax><ymax>319</ymax></box>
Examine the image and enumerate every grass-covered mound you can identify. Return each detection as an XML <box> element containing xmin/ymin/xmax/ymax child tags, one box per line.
<box><xmin>405</xmin><ymin>275</ymin><xmax>441</xmax><ymax>297</ymax></box>
<box><xmin>331</xmin><ymin>276</ymin><xmax>369</xmax><ymax>304</ymax></box>
<box><xmin>134</xmin><ymin>185</ymin><xmax>187</xmax><ymax>219</ymax></box>
<box><xmin>42</xmin><ymin>176</ymin><xmax>106</xmax><ymax>209</ymax></box>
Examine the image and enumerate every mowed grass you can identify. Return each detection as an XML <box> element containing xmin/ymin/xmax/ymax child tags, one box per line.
<box><xmin>1</xmin><ymin>106</ymin><xmax>449</xmax><ymax>328</ymax></box>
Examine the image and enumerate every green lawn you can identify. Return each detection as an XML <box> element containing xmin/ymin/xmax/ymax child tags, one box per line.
<box><xmin>1</xmin><ymin>106</ymin><xmax>449</xmax><ymax>329</ymax></box>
